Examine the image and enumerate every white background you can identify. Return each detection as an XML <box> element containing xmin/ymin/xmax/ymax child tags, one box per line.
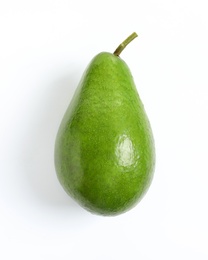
<box><xmin>0</xmin><ymin>0</ymin><xmax>208</xmax><ymax>259</ymax></box>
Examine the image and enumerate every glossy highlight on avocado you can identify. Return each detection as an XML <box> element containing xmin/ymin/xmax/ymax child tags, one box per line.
<box><xmin>54</xmin><ymin>33</ymin><xmax>155</xmax><ymax>216</ymax></box>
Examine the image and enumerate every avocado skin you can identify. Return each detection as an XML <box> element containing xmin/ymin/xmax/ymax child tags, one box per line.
<box><xmin>54</xmin><ymin>52</ymin><xmax>155</xmax><ymax>216</ymax></box>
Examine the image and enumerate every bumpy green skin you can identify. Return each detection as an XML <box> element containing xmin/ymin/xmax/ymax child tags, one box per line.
<box><xmin>55</xmin><ymin>52</ymin><xmax>155</xmax><ymax>216</ymax></box>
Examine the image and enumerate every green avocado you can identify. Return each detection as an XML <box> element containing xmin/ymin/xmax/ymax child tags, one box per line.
<box><xmin>54</xmin><ymin>33</ymin><xmax>155</xmax><ymax>216</ymax></box>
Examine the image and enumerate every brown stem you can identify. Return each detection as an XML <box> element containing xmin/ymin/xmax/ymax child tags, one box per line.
<box><xmin>113</xmin><ymin>32</ymin><xmax>138</xmax><ymax>56</ymax></box>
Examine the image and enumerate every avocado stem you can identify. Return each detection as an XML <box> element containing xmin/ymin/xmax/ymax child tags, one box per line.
<box><xmin>113</xmin><ymin>32</ymin><xmax>138</xmax><ymax>56</ymax></box>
